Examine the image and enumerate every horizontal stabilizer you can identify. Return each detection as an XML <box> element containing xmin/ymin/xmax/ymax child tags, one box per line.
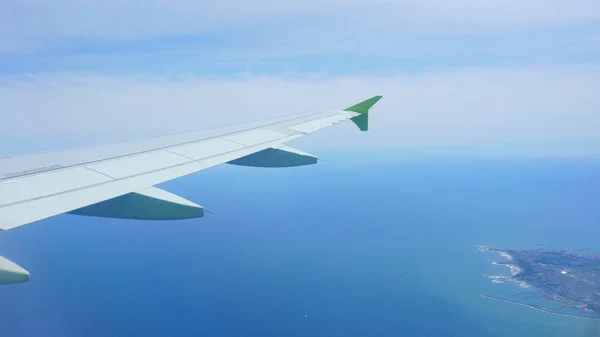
<box><xmin>68</xmin><ymin>187</ymin><xmax>204</xmax><ymax>220</ymax></box>
<box><xmin>227</xmin><ymin>146</ymin><xmax>317</xmax><ymax>168</ymax></box>
<box><xmin>0</xmin><ymin>256</ymin><xmax>29</xmax><ymax>284</ymax></box>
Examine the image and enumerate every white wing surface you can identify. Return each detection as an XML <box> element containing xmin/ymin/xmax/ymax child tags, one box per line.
<box><xmin>0</xmin><ymin>96</ymin><xmax>382</xmax><ymax>283</ymax></box>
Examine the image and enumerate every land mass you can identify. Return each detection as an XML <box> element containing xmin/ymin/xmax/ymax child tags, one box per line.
<box><xmin>478</xmin><ymin>246</ymin><xmax>600</xmax><ymax>317</ymax></box>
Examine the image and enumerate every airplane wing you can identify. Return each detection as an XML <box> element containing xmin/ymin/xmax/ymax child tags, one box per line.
<box><xmin>0</xmin><ymin>95</ymin><xmax>382</xmax><ymax>284</ymax></box>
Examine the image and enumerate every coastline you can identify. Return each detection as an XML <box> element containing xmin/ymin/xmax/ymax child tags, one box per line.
<box><xmin>479</xmin><ymin>246</ymin><xmax>526</xmax><ymax>281</ymax></box>
<box><xmin>480</xmin><ymin>294</ymin><xmax>600</xmax><ymax>321</ymax></box>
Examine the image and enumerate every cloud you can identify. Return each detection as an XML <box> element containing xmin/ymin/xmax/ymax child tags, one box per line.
<box><xmin>2</xmin><ymin>0</ymin><xmax>600</xmax><ymax>54</ymax></box>
<box><xmin>1</xmin><ymin>65</ymin><xmax>599</xmax><ymax>156</ymax></box>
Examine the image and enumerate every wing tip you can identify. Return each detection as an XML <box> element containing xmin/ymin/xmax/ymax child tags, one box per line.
<box><xmin>345</xmin><ymin>95</ymin><xmax>383</xmax><ymax>131</ymax></box>
<box><xmin>344</xmin><ymin>95</ymin><xmax>383</xmax><ymax>114</ymax></box>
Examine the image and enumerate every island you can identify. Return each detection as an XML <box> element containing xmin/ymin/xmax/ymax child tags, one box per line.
<box><xmin>477</xmin><ymin>245</ymin><xmax>600</xmax><ymax>318</ymax></box>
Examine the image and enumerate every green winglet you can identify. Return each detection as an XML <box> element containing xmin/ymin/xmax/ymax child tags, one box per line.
<box><xmin>344</xmin><ymin>95</ymin><xmax>383</xmax><ymax>131</ymax></box>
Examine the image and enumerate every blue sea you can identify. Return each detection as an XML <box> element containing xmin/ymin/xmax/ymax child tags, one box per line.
<box><xmin>2</xmin><ymin>150</ymin><xmax>600</xmax><ymax>337</ymax></box>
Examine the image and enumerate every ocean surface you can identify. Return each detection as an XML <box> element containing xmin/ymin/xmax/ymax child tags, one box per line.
<box><xmin>2</xmin><ymin>150</ymin><xmax>600</xmax><ymax>337</ymax></box>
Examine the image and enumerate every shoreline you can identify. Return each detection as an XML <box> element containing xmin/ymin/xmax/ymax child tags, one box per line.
<box><xmin>480</xmin><ymin>294</ymin><xmax>600</xmax><ymax>321</ymax></box>
<box><xmin>487</xmin><ymin>247</ymin><xmax>525</xmax><ymax>278</ymax></box>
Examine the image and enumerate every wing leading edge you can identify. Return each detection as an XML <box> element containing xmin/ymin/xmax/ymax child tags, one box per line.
<box><xmin>0</xmin><ymin>95</ymin><xmax>383</xmax><ymax>284</ymax></box>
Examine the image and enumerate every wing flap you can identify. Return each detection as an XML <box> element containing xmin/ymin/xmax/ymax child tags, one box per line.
<box><xmin>170</xmin><ymin>139</ymin><xmax>245</xmax><ymax>160</ymax></box>
<box><xmin>287</xmin><ymin>111</ymin><xmax>358</xmax><ymax>133</ymax></box>
<box><xmin>0</xmin><ymin>167</ymin><xmax>113</xmax><ymax>206</ymax></box>
<box><xmin>223</xmin><ymin>129</ymin><xmax>288</xmax><ymax>146</ymax></box>
<box><xmin>86</xmin><ymin>150</ymin><xmax>190</xmax><ymax>179</ymax></box>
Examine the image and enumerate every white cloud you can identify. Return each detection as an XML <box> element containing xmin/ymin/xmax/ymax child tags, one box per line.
<box><xmin>2</xmin><ymin>0</ymin><xmax>599</xmax><ymax>53</ymax></box>
<box><xmin>413</xmin><ymin>0</ymin><xmax>600</xmax><ymax>24</ymax></box>
<box><xmin>1</xmin><ymin>65</ymin><xmax>599</xmax><ymax>155</ymax></box>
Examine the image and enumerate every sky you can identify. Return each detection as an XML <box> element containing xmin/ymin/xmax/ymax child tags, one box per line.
<box><xmin>3</xmin><ymin>4</ymin><xmax>600</xmax><ymax>336</ymax></box>
<box><xmin>1</xmin><ymin>0</ymin><xmax>600</xmax><ymax>156</ymax></box>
